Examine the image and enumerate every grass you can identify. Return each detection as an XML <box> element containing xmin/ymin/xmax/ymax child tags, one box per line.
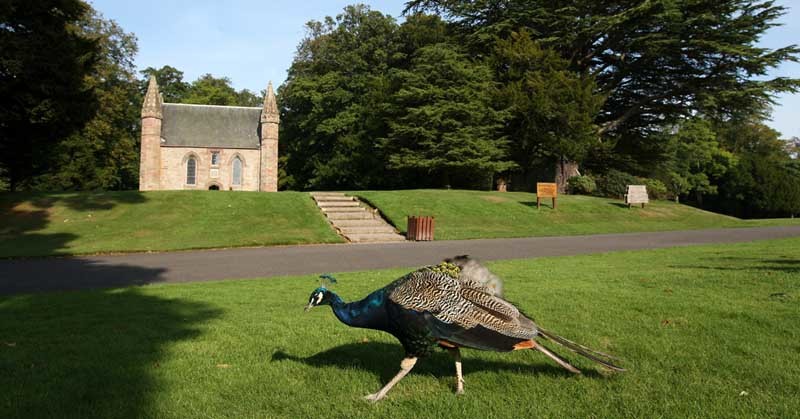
<box><xmin>2</xmin><ymin>189</ymin><xmax>798</xmax><ymax>258</ymax></box>
<box><xmin>355</xmin><ymin>189</ymin><xmax>800</xmax><ymax>240</ymax></box>
<box><xmin>1</xmin><ymin>238</ymin><xmax>798</xmax><ymax>418</ymax></box>
<box><xmin>0</xmin><ymin>190</ymin><xmax>343</xmax><ymax>258</ymax></box>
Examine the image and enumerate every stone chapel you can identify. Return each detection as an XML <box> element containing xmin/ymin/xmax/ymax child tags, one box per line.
<box><xmin>138</xmin><ymin>76</ymin><xmax>279</xmax><ymax>192</ymax></box>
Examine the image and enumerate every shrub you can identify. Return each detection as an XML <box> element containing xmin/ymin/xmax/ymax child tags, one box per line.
<box><xmin>639</xmin><ymin>177</ymin><xmax>668</xmax><ymax>200</ymax></box>
<box><xmin>597</xmin><ymin>169</ymin><xmax>638</xmax><ymax>198</ymax></box>
<box><xmin>567</xmin><ymin>175</ymin><xmax>596</xmax><ymax>195</ymax></box>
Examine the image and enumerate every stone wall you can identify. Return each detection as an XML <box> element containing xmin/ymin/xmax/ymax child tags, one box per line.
<box><xmin>159</xmin><ymin>147</ymin><xmax>262</xmax><ymax>191</ymax></box>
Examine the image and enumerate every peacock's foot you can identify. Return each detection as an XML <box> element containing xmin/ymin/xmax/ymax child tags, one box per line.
<box><xmin>364</xmin><ymin>393</ymin><xmax>384</xmax><ymax>402</ymax></box>
<box><xmin>455</xmin><ymin>378</ymin><xmax>465</xmax><ymax>395</ymax></box>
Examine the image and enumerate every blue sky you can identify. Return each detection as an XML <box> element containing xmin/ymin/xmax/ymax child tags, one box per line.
<box><xmin>90</xmin><ymin>0</ymin><xmax>799</xmax><ymax>138</ymax></box>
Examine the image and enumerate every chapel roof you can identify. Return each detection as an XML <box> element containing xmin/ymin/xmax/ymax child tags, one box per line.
<box><xmin>161</xmin><ymin>103</ymin><xmax>262</xmax><ymax>149</ymax></box>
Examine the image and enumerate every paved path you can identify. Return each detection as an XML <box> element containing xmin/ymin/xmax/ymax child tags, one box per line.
<box><xmin>1</xmin><ymin>226</ymin><xmax>799</xmax><ymax>296</ymax></box>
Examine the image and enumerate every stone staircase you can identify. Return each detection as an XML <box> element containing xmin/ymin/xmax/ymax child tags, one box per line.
<box><xmin>310</xmin><ymin>192</ymin><xmax>406</xmax><ymax>243</ymax></box>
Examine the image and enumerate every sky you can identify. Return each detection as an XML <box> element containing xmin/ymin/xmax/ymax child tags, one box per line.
<box><xmin>90</xmin><ymin>0</ymin><xmax>799</xmax><ymax>138</ymax></box>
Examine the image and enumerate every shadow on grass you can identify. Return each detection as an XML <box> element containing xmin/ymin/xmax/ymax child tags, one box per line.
<box><xmin>519</xmin><ymin>201</ymin><xmax>557</xmax><ymax>210</ymax></box>
<box><xmin>607</xmin><ymin>202</ymin><xmax>630</xmax><ymax>209</ymax></box>
<box><xmin>0</xmin><ymin>288</ymin><xmax>222</xmax><ymax>419</ymax></box>
<box><xmin>272</xmin><ymin>342</ymin><xmax>600</xmax><ymax>384</ymax></box>
<box><xmin>0</xmin><ymin>191</ymin><xmax>168</xmax><ymax>295</ymax></box>
<box><xmin>672</xmin><ymin>257</ymin><xmax>800</xmax><ymax>274</ymax></box>
<box><xmin>0</xmin><ymin>191</ymin><xmax>148</xmax><ymax>259</ymax></box>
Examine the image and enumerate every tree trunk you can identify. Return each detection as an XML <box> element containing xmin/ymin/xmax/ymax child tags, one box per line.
<box><xmin>555</xmin><ymin>156</ymin><xmax>580</xmax><ymax>193</ymax></box>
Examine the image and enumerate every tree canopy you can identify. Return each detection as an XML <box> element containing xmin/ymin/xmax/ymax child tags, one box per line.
<box><xmin>0</xmin><ymin>0</ymin><xmax>99</xmax><ymax>191</ymax></box>
<box><xmin>383</xmin><ymin>42</ymin><xmax>514</xmax><ymax>187</ymax></box>
<box><xmin>34</xmin><ymin>10</ymin><xmax>142</xmax><ymax>190</ymax></box>
<box><xmin>406</xmin><ymin>0</ymin><xmax>800</xmax><ymax>136</ymax></box>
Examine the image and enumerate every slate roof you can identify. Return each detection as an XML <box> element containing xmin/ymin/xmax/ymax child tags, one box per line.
<box><xmin>161</xmin><ymin>103</ymin><xmax>262</xmax><ymax>149</ymax></box>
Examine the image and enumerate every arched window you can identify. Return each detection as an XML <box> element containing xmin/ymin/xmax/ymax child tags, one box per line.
<box><xmin>232</xmin><ymin>157</ymin><xmax>242</xmax><ymax>186</ymax></box>
<box><xmin>186</xmin><ymin>157</ymin><xmax>197</xmax><ymax>185</ymax></box>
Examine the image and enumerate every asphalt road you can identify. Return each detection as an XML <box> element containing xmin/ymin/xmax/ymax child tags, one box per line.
<box><xmin>1</xmin><ymin>226</ymin><xmax>799</xmax><ymax>296</ymax></box>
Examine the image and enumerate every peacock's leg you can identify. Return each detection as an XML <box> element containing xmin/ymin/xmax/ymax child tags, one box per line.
<box><xmin>364</xmin><ymin>357</ymin><xmax>417</xmax><ymax>402</ymax></box>
<box><xmin>447</xmin><ymin>348</ymin><xmax>465</xmax><ymax>394</ymax></box>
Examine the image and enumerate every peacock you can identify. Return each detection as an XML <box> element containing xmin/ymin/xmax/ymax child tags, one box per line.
<box><xmin>304</xmin><ymin>256</ymin><xmax>624</xmax><ymax>401</ymax></box>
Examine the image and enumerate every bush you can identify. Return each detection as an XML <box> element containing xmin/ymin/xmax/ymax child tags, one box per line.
<box><xmin>567</xmin><ymin>175</ymin><xmax>596</xmax><ymax>195</ymax></box>
<box><xmin>597</xmin><ymin>169</ymin><xmax>638</xmax><ymax>198</ymax></box>
<box><xmin>639</xmin><ymin>177</ymin><xmax>668</xmax><ymax>200</ymax></box>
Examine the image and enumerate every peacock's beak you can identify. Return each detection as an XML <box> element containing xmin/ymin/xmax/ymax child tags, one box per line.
<box><xmin>304</xmin><ymin>302</ymin><xmax>314</xmax><ymax>312</ymax></box>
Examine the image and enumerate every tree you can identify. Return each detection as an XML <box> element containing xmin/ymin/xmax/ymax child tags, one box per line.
<box><xmin>140</xmin><ymin>66</ymin><xmax>190</xmax><ymax>103</ymax></box>
<box><xmin>405</xmin><ymin>0</ymin><xmax>800</xmax><ymax>137</ymax></box>
<box><xmin>492</xmin><ymin>30</ymin><xmax>602</xmax><ymax>185</ymax></box>
<box><xmin>32</xmin><ymin>9</ymin><xmax>141</xmax><ymax>190</ymax></box>
<box><xmin>280</xmin><ymin>5</ymin><xmax>400</xmax><ymax>189</ymax></box>
<box><xmin>382</xmin><ymin>42</ymin><xmax>514</xmax><ymax>188</ymax></box>
<box><xmin>0</xmin><ymin>0</ymin><xmax>99</xmax><ymax>191</ymax></box>
<box><xmin>656</xmin><ymin>118</ymin><xmax>735</xmax><ymax>203</ymax></box>
<box><xmin>182</xmin><ymin>74</ymin><xmax>258</xmax><ymax>106</ymax></box>
<box><xmin>710</xmin><ymin>122</ymin><xmax>800</xmax><ymax>217</ymax></box>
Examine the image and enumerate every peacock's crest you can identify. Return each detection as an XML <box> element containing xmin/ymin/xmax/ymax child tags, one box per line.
<box><xmin>319</xmin><ymin>273</ymin><xmax>338</xmax><ymax>288</ymax></box>
<box><xmin>425</xmin><ymin>261</ymin><xmax>461</xmax><ymax>278</ymax></box>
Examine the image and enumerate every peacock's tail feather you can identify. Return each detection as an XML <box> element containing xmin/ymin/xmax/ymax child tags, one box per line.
<box><xmin>538</xmin><ymin>329</ymin><xmax>626</xmax><ymax>372</ymax></box>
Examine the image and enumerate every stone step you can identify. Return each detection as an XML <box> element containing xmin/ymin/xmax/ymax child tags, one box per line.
<box><xmin>310</xmin><ymin>192</ymin><xmax>406</xmax><ymax>242</ymax></box>
<box><xmin>339</xmin><ymin>225</ymin><xmax>397</xmax><ymax>234</ymax></box>
<box><xmin>317</xmin><ymin>201</ymin><xmax>362</xmax><ymax>207</ymax></box>
<box><xmin>321</xmin><ymin>206</ymin><xmax>367</xmax><ymax>213</ymax></box>
<box><xmin>312</xmin><ymin>195</ymin><xmax>355</xmax><ymax>202</ymax></box>
<box><xmin>347</xmin><ymin>233</ymin><xmax>407</xmax><ymax>243</ymax></box>
<box><xmin>333</xmin><ymin>219</ymin><xmax>388</xmax><ymax>227</ymax></box>
<box><xmin>326</xmin><ymin>211</ymin><xmax>375</xmax><ymax>220</ymax></box>
<box><xmin>310</xmin><ymin>192</ymin><xmax>346</xmax><ymax>198</ymax></box>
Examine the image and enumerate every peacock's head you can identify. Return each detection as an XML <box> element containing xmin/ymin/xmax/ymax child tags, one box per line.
<box><xmin>304</xmin><ymin>287</ymin><xmax>334</xmax><ymax>311</ymax></box>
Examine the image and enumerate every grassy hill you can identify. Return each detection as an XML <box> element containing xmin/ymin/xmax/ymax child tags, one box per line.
<box><xmin>2</xmin><ymin>189</ymin><xmax>796</xmax><ymax>258</ymax></box>
<box><xmin>355</xmin><ymin>189</ymin><xmax>798</xmax><ymax>240</ymax></box>
<box><xmin>0</xmin><ymin>191</ymin><xmax>343</xmax><ymax>258</ymax></box>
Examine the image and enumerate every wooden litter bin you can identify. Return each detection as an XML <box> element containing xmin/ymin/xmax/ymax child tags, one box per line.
<box><xmin>407</xmin><ymin>216</ymin><xmax>435</xmax><ymax>241</ymax></box>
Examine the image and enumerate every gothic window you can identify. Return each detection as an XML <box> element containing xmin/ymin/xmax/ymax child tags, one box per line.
<box><xmin>211</xmin><ymin>151</ymin><xmax>220</xmax><ymax>166</ymax></box>
<box><xmin>232</xmin><ymin>156</ymin><xmax>242</xmax><ymax>186</ymax></box>
<box><xmin>186</xmin><ymin>157</ymin><xmax>197</xmax><ymax>185</ymax></box>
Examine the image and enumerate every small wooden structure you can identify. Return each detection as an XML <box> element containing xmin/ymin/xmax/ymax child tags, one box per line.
<box><xmin>407</xmin><ymin>216</ymin><xmax>435</xmax><ymax>241</ymax></box>
<box><xmin>625</xmin><ymin>185</ymin><xmax>649</xmax><ymax>208</ymax></box>
<box><xmin>536</xmin><ymin>182</ymin><xmax>558</xmax><ymax>209</ymax></box>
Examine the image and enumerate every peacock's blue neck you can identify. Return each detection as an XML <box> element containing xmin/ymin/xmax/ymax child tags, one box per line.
<box><xmin>329</xmin><ymin>289</ymin><xmax>389</xmax><ymax>330</ymax></box>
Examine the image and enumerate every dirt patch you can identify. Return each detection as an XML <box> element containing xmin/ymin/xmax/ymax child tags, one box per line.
<box><xmin>11</xmin><ymin>200</ymin><xmax>58</xmax><ymax>215</ymax></box>
<box><xmin>480</xmin><ymin>195</ymin><xmax>510</xmax><ymax>203</ymax></box>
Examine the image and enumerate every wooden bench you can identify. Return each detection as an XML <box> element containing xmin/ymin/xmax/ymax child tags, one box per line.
<box><xmin>625</xmin><ymin>185</ymin><xmax>649</xmax><ymax>208</ymax></box>
<box><xmin>536</xmin><ymin>182</ymin><xmax>557</xmax><ymax>209</ymax></box>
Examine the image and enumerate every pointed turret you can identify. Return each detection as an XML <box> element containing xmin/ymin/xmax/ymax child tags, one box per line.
<box><xmin>259</xmin><ymin>81</ymin><xmax>279</xmax><ymax>192</ymax></box>
<box><xmin>260</xmin><ymin>81</ymin><xmax>279</xmax><ymax>124</ymax></box>
<box><xmin>140</xmin><ymin>75</ymin><xmax>163</xmax><ymax>190</ymax></box>
<box><xmin>141</xmin><ymin>75</ymin><xmax>163</xmax><ymax>119</ymax></box>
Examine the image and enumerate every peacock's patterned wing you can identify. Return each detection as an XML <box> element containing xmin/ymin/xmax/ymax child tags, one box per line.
<box><xmin>387</xmin><ymin>269</ymin><xmax>538</xmax><ymax>349</ymax></box>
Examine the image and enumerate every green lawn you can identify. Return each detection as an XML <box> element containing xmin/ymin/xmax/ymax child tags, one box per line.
<box><xmin>356</xmin><ymin>189</ymin><xmax>800</xmax><ymax>240</ymax></box>
<box><xmin>2</xmin><ymin>189</ymin><xmax>798</xmax><ymax>259</ymax></box>
<box><xmin>0</xmin><ymin>190</ymin><xmax>343</xmax><ymax>258</ymax></box>
<box><xmin>1</xmin><ymin>238</ymin><xmax>798</xmax><ymax>418</ymax></box>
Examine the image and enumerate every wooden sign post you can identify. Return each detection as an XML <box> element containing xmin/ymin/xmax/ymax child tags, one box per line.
<box><xmin>536</xmin><ymin>182</ymin><xmax>558</xmax><ymax>209</ymax></box>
